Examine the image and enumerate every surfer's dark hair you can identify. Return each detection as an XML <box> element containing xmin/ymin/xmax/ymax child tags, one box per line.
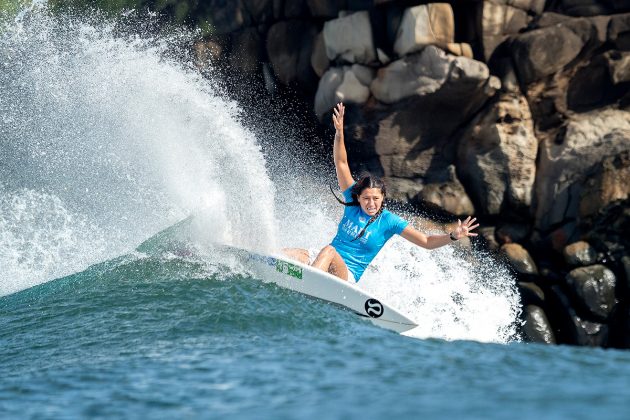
<box><xmin>329</xmin><ymin>173</ymin><xmax>386</xmax><ymax>242</ymax></box>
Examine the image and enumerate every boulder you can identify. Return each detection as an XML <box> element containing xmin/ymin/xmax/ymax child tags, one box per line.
<box><xmin>457</xmin><ymin>92</ymin><xmax>537</xmax><ymax>216</ymax></box>
<box><xmin>518</xmin><ymin>282</ymin><xmax>545</xmax><ymax>306</ymax></box>
<box><xmin>523</xmin><ymin>305</ymin><xmax>556</xmax><ymax>344</ymax></box>
<box><xmin>314</xmin><ymin>67</ymin><xmax>344</xmax><ymax>119</ymax></box>
<box><xmin>566</xmin><ymin>265</ymin><xmax>617</xmax><ymax>320</ymax></box>
<box><xmin>310</xmin><ymin>32</ymin><xmax>330</xmax><ymax>77</ymax></box>
<box><xmin>478</xmin><ymin>226</ymin><xmax>500</xmax><ymax>251</ymax></box>
<box><xmin>484</xmin><ymin>3</ymin><xmax>530</xmax><ymax>32</ymax></box>
<box><xmin>549</xmin><ymin>0</ymin><xmax>630</xmax><ymax>16</ymax></box>
<box><xmin>282</xmin><ymin>0</ymin><xmax>309</xmax><ymax>18</ymax></box>
<box><xmin>370</xmin><ymin>46</ymin><xmax>498</xmax><ymax>104</ymax></box>
<box><xmin>242</xmin><ymin>0</ymin><xmax>274</xmax><ymax>23</ymax></box>
<box><xmin>449</xmin><ymin>56</ymin><xmax>496</xmax><ymax>88</ymax></box>
<box><xmin>414</xmin><ymin>166</ymin><xmax>475</xmax><ymax>216</ymax></box>
<box><xmin>608</xmin><ymin>51</ymin><xmax>630</xmax><ymax>85</ymax></box>
<box><xmin>348</xmin><ymin>63</ymin><xmax>375</xmax><ymax>86</ymax></box>
<box><xmin>314</xmin><ymin>66</ymin><xmax>374</xmax><ymax>119</ymax></box>
<box><xmin>565</xmin><ymin>51</ymin><xmax>629</xmax><ymax>111</ymax></box>
<box><xmin>511</xmin><ymin>24</ymin><xmax>585</xmax><ymax>85</ymax></box>
<box><xmin>445</xmin><ymin>43</ymin><xmax>473</xmax><ymax>58</ymax></box>
<box><xmin>415</xmin><ymin>183</ymin><xmax>475</xmax><ymax>216</ymax></box>
<box><xmin>381</xmin><ymin>177</ymin><xmax>424</xmax><ymax>203</ymax></box>
<box><xmin>490</xmin><ymin>57</ymin><xmax>521</xmax><ymax>93</ymax></box>
<box><xmin>228</xmin><ymin>28</ymin><xmax>264</xmax><ymax>75</ymax></box>
<box><xmin>203</xmin><ymin>0</ymin><xmax>249</xmax><ymax>34</ymax></box>
<box><xmin>501</xmin><ymin>243</ymin><xmax>539</xmax><ymax>275</ymax></box>
<box><xmin>371</xmin><ymin>46</ymin><xmax>451</xmax><ymax>103</ymax></box>
<box><xmin>583</xmin><ymin>199</ymin><xmax>630</xmax><ymax>268</ymax></box>
<box><xmin>373</xmin><ymin>112</ymin><xmax>458</xmax><ymax>181</ymax></box>
<box><xmin>367</xmin><ymin>94</ymin><xmax>488</xmax><ymax>180</ymax></box>
<box><xmin>608</xmin><ymin>13</ymin><xmax>630</xmax><ymax>50</ymax></box>
<box><xmin>336</xmin><ymin>66</ymin><xmax>373</xmax><ymax>104</ymax></box>
<box><xmin>549</xmin><ymin>285</ymin><xmax>609</xmax><ymax>346</ymax></box>
<box><xmin>266</xmin><ymin>20</ymin><xmax>318</xmax><ymax>88</ymax></box>
<box><xmin>489</xmin><ymin>0</ymin><xmax>546</xmax><ymax>15</ymax></box>
<box><xmin>573</xmin><ymin>316</ymin><xmax>609</xmax><ymax>346</ymax></box>
<box><xmin>393</xmin><ymin>4</ymin><xmax>455</xmax><ymax>57</ymax></box>
<box><xmin>323</xmin><ymin>11</ymin><xmax>376</xmax><ymax>64</ymax></box>
<box><xmin>194</xmin><ymin>37</ymin><xmax>228</xmax><ymax>70</ymax></box>
<box><xmin>534</xmin><ymin>109</ymin><xmax>630</xmax><ymax>237</ymax></box>
<box><xmin>579</xmin><ymin>150</ymin><xmax>630</xmax><ymax>219</ymax></box>
<box><xmin>563</xmin><ymin>241</ymin><xmax>597</xmax><ymax>266</ymax></box>
<box><xmin>496</xmin><ymin>223</ymin><xmax>530</xmax><ymax>244</ymax></box>
<box><xmin>482</xmin><ymin>1</ymin><xmax>532</xmax><ymax>60</ymax></box>
<box><xmin>536</xmin><ymin>12</ymin><xmax>573</xmax><ymax>27</ymax></box>
<box><xmin>307</xmin><ymin>0</ymin><xmax>346</xmax><ymax>17</ymax></box>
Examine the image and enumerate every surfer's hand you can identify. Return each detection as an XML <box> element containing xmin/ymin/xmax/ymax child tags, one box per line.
<box><xmin>332</xmin><ymin>102</ymin><xmax>345</xmax><ymax>132</ymax></box>
<box><xmin>452</xmin><ymin>216</ymin><xmax>479</xmax><ymax>240</ymax></box>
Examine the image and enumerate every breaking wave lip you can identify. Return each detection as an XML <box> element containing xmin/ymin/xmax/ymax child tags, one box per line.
<box><xmin>0</xmin><ymin>6</ymin><xmax>277</xmax><ymax>296</ymax></box>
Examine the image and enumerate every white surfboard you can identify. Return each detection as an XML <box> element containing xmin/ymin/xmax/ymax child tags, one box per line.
<box><xmin>229</xmin><ymin>246</ymin><xmax>419</xmax><ymax>334</ymax></box>
<box><xmin>138</xmin><ymin>217</ymin><xmax>418</xmax><ymax>334</ymax></box>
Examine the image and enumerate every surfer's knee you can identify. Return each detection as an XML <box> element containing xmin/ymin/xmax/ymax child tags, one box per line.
<box><xmin>311</xmin><ymin>245</ymin><xmax>337</xmax><ymax>269</ymax></box>
<box><xmin>328</xmin><ymin>252</ymin><xmax>348</xmax><ymax>280</ymax></box>
<box><xmin>319</xmin><ymin>245</ymin><xmax>337</xmax><ymax>259</ymax></box>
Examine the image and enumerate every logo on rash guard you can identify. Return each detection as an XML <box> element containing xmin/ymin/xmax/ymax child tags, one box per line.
<box><xmin>341</xmin><ymin>218</ymin><xmax>371</xmax><ymax>243</ymax></box>
<box><xmin>364</xmin><ymin>299</ymin><xmax>383</xmax><ymax>318</ymax></box>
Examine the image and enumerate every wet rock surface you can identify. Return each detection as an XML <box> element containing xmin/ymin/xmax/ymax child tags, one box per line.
<box><xmin>564</xmin><ymin>241</ymin><xmax>598</xmax><ymax>266</ymax></box>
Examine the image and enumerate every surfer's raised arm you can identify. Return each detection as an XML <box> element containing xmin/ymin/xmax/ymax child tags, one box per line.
<box><xmin>400</xmin><ymin>216</ymin><xmax>479</xmax><ymax>249</ymax></box>
<box><xmin>332</xmin><ymin>103</ymin><xmax>354</xmax><ymax>191</ymax></box>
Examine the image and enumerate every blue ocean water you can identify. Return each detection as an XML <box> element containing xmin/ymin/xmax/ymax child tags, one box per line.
<box><xmin>2</xmin><ymin>6</ymin><xmax>630</xmax><ymax>419</ymax></box>
<box><xmin>2</xmin><ymin>252</ymin><xmax>630</xmax><ymax>419</ymax></box>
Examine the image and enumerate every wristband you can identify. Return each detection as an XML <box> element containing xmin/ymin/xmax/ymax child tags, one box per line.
<box><xmin>449</xmin><ymin>232</ymin><xmax>458</xmax><ymax>241</ymax></box>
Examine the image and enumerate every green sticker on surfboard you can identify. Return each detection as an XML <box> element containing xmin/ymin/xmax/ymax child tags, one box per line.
<box><xmin>276</xmin><ymin>260</ymin><xmax>303</xmax><ymax>279</ymax></box>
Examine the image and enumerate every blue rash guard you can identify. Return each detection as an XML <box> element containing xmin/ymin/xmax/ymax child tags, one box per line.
<box><xmin>330</xmin><ymin>183</ymin><xmax>409</xmax><ymax>281</ymax></box>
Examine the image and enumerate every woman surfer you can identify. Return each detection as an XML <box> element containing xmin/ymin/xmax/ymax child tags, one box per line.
<box><xmin>285</xmin><ymin>103</ymin><xmax>479</xmax><ymax>282</ymax></box>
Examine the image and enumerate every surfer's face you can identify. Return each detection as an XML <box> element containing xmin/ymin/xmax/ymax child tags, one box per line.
<box><xmin>358</xmin><ymin>188</ymin><xmax>383</xmax><ymax>216</ymax></box>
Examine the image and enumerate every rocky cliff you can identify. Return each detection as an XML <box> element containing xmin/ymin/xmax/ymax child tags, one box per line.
<box><xmin>185</xmin><ymin>0</ymin><xmax>630</xmax><ymax>347</ymax></box>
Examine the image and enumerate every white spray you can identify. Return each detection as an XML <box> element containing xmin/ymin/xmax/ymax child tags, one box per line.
<box><xmin>0</xmin><ymin>8</ymin><xmax>277</xmax><ymax>295</ymax></box>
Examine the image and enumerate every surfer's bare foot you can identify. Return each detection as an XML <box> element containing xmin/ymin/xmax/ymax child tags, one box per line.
<box><xmin>281</xmin><ymin>248</ymin><xmax>310</xmax><ymax>265</ymax></box>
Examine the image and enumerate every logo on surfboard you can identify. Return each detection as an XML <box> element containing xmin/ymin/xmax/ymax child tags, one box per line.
<box><xmin>364</xmin><ymin>299</ymin><xmax>384</xmax><ymax>318</ymax></box>
<box><xmin>276</xmin><ymin>260</ymin><xmax>303</xmax><ymax>280</ymax></box>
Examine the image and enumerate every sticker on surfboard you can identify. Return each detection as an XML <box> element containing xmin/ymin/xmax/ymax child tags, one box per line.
<box><xmin>364</xmin><ymin>299</ymin><xmax>384</xmax><ymax>318</ymax></box>
<box><xmin>275</xmin><ymin>260</ymin><xmax>303</xmax><ymax>279</ymax></box>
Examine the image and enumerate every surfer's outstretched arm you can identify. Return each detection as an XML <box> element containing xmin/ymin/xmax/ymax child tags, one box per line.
<box><xmin>332</xmin><ymin>103</ymin><xmax>354</xmax><ymax>191</ymax></box>
<box><xmin>400</xmin><ymin>216</ymin><xmax>479</xmax><ymax>250</ymax></box>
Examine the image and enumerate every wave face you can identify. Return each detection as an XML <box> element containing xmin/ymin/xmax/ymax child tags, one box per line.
<box><xmin>0</xmin><ymin>5</ymin><xmax>520</xmax><ymax>344</ymax></box>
